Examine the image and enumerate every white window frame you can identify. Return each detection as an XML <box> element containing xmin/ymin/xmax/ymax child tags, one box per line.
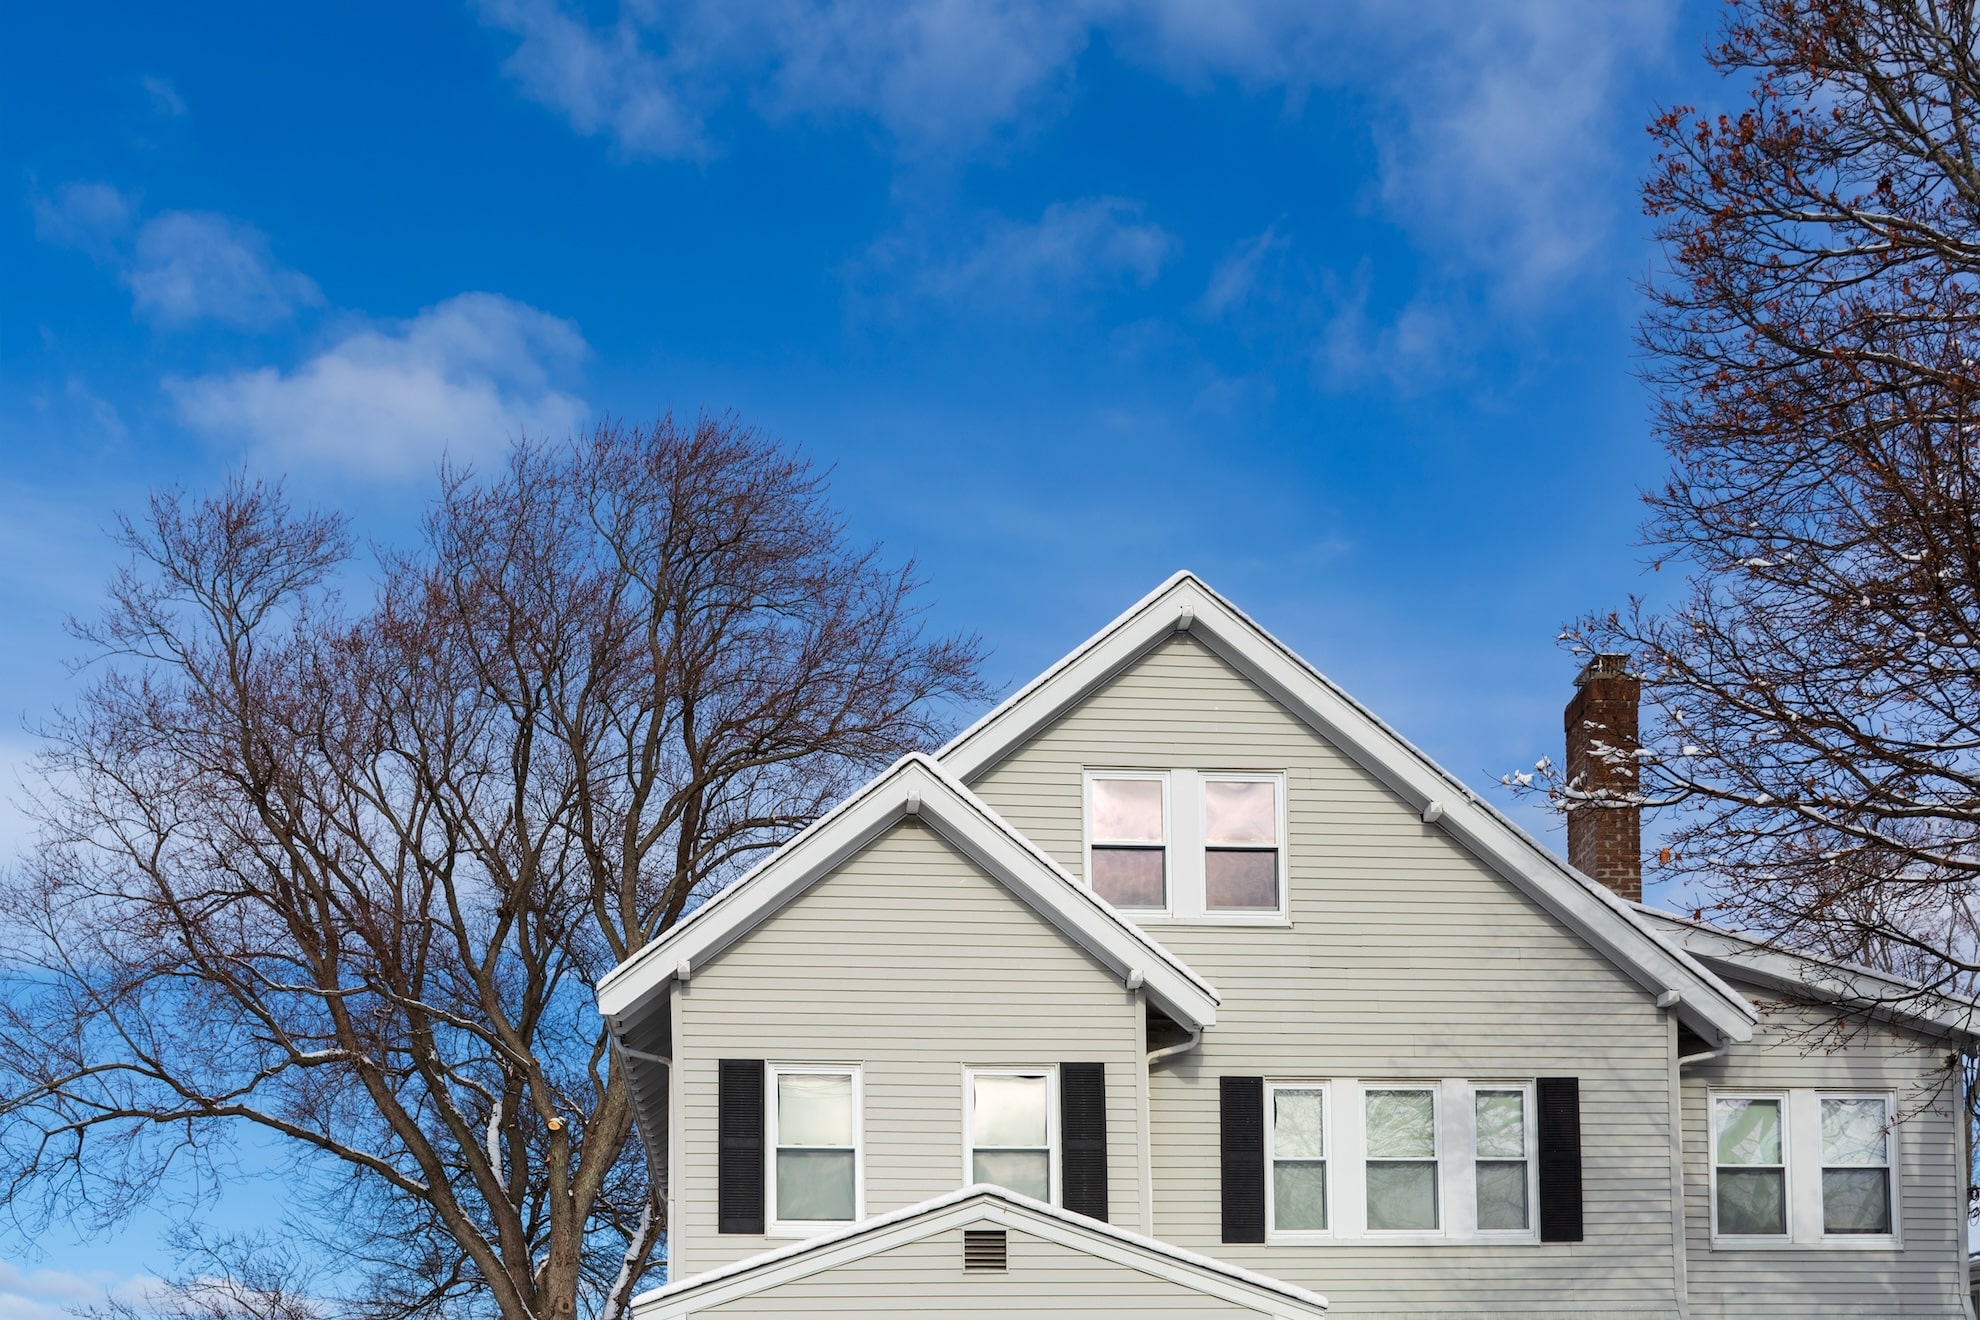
<box><xmin>1082</xmin><ymin>770</ymin><xmax>1171</xmax><ymax>917</ymax></box>
<box><xmin>1468</xmin><ymin>1081</ymin><xmax>1539</xmax><ymax>1239</ymax></box>
<box><xmin>1708</xmin><ymin>1089</ymin><xmax>1794</xmax><ymax>1246</ymax></box>
<box><xmin>766</xmin><ymin>1064</ymin><xmax>864</xmax><ymax>1236</ymax></box>
<box><xmin>1266</xmin><ymin>1082</ymin><xmax>1333</xmax><ymax>1242</ymax></box>
<box><xmin>1198</xmin><ymin>771</ymin><xmax>1290</xmax><ymax>922</ymax></box>
<box><xmin>1362</xmin><ymin>1084</ymin><xmax>1443</xmax><ymax>1237</ymax></box>
<box><xmin>962</xmin><ymin>1066</ymin><xmax>1060</xmax><ymax>1206</ymax></box>
<box><xmin>1813</xmin><ymin>1090</ymin><xmax>1900</xmax><ymax>1247</ymax></box>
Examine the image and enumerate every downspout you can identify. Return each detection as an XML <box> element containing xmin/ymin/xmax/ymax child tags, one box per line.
<box><xmin>1146</xmin><ymin>1023</ymin><xmax>1203</xmax><ymax>1066</ymax></box>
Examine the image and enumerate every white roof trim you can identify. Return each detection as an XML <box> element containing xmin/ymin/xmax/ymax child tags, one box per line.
<box><xmin>630</xmin><ymin>1184</ymin><xmax>1328</xmax><ymax>1318</ymax></box>
<box><xmin>595</xmin><ymin>754</ymin><xmax>1220</xmax><ymax>1030</ymax></box>
<box><xmin>938</xmin><ymin>571</ymin><xmax>1759</xmax><ymax>1045</ymax></box>
<box><xmin>1636</xmin><ymin>906</ymin><xmax>1980</xmax><ymax>1039</ymax></box>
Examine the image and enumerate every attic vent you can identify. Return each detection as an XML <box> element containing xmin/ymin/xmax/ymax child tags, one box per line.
<box><xmin>962</xmin><ymin>1229</ymin><xmax>1007</xmax><ymax>1271</ymax></box>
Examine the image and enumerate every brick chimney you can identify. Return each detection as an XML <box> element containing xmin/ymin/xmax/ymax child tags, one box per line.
<box><xmin>1563</xmin><ymin>653</ymin><xmax>1642</xmax><ymax>902</ymax></box>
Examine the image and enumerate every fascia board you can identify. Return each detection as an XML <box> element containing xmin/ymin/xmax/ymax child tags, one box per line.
<box><xmin>1640</xmin><ymin>909</ymin><xmax>1980</xmax><ymax>1039</ymax></box>
<box><xmin>938</xmin><ymin>574</ymin><xmax>1758</xmax><ymax>1045</ymax></box>
<box><xmin>597</xmin><ymin>757</ymin><xmax>1220</xmax><ymax>1029</ymax></box>
<box><xmin>632</xmin><ymin>1186</ymin><xmax>1328</xmax><ymax>1318</ymax></box>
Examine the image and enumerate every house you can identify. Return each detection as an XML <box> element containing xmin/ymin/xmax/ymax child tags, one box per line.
<box><xmin>597</xmin><ymin>573</ymin><xmax>1977</xmax><ymax>1318</ymax></box>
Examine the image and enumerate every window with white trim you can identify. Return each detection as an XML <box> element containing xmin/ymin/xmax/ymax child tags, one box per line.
<box><xmin>1819</xmin><ymin>1095</ymin><xmax>1892</xmax><ymax>1235</ymax></box>
<box><xmin>769</xmin><ymin>1066</ymin><xmax>860</xmax><ymax>1229</ymax></box>
<box><xmin>1473</xmin><ymin>1087</ymin><xmax>1532</xmax><ymax>1232</ymax></box>
<box><xmin>967</xmin><ymin>1069</ymin><xmax>1055</xmax><ymax>1202</ymax></box>
<box><xmin>1713</xmin><ymin>1095</ymin><xmax>1788</xmax><ymax>1237</ymax></box>
<box><xmin>1269</xmin><ymin>1085</ymin><xmax>1328</xmax><ymax>1235</ymax></box>
<box><xmin>1203</xmin><ymin>776</ymin><xmax>1282</xmax><ymax>911</ymax></box>
<box><xmin>1086</xmin><ymin>774</ymin><xmax>1167</xmax><ymax>911</ymax></box>
<box><xmin>1365</xmin><ymin>1087</ymin><xmax>1439</xmax><ymax>1231</ymax></box>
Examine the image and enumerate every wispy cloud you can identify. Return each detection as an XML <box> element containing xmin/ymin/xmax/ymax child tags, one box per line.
<box><xmin>140</xmin><ymin>75</ymin><xmax>187</xmax><ymax>117</ymax></box>
<box><xmin>0</xmin><ymin>1261</ymin><xmax>159</xmax><ymax>1320</ymax></box>
<box><xmin>169</xmin><ymin>293</ymin><xmax>589</xmax><ymax>478</ymax></box>
<box><xmin>1197</xmin><ymin>225</ymin><xmax>1287</xmax><ymax>320</ymax></box>
<box><xmin>32</xmin><ymin>184</ymin><xmax>320</xmax><ymax>329</ymax></box>
<box><xmin>859</xmin><ymin>198</ymin><xmax>1178</xmax><ymax>316</ymax></box>
<box><xmin>475</xmin><ymin>0</ymin><xmax>1671</xmax><ymax>299</ymax></box>
<box><xmin>126</xmin><ymin>212</ymin><xmax>322</xmax><ymax>329</ymax></box>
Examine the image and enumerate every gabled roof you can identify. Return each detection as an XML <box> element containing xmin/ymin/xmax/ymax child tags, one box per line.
<box><xmin>629</xmin><ymin>1184</ymin><xmax>1329</xmax><ymax>1318</ymax></box>
<box><xmin>1636</xmin><ymin>906</ymin><xmax>1980</xmax><ymax>1040</ymax></box>
<box><xmin>937</xmin><ymin>571</ymin><xmax>1760</xmax><ymax>1046</ymax></box>
<box><xmin>595</xmin><ymin>754</ymin><xmax>1221</xmax><ymax>1030</ymax></box>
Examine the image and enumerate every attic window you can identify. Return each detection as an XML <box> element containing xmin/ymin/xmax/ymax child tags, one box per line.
<box><xmin>962</xmin><ymin>1229</ymin><xmax>1007</xmax><ymax>1271</ymax></box>
<box><xmin>1087</xmin><ymin>775</ymin><xmax>1167</xmax><ymax>909</ymax></box>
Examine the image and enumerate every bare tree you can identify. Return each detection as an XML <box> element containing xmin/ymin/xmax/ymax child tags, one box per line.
<box><xmin>1523</xmin><ymin>0</ymin><xmax>1980</xmax><ymax>998</ymax></box>
<box><xmin>0</xmin><ymin>416</ymin><xmax>987</xmax><ymax>1320</ymax></box>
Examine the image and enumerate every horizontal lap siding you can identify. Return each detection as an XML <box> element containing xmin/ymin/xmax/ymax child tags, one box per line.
<box><xmin>1680</xmin><ymin>981</ymin><xmax>1966</xmax><ymax>1318</ymax></box>
<box><xmin>972</xmin><ymin>634</ymin><xmax>1683</xmax><ymax>1318</ymax></box>
<box><xmin>676</xmin><ymin>821</ymin><xmax>1144</xmax><ymax>1275</ymax></box>
<box><xmin>696</xmin><ymin>1227</ymin><xmax>1269</xmax><ymax>1315</ymax></box>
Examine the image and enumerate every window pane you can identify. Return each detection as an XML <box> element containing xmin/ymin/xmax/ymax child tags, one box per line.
<box><xmin>1366</xmin><ymin>1161</ymin><xmax>1438</xmax><ymax>1230</ymax></box>
<box><xmin>1365</xmin><ymin>1090</ymin><xmax>1436</xmax><ymax>1159</ymax></box>
<box><xmin>973</xmin><ymin>1149</ymin><xmax>1050</xmax><ymax>1201</ymax></box>
<box><xmin>973</xmin><ymin>1074</ymin><xmax>1048</xmax><ymax>1147</ymax></box>
<box><xmin>1476</xmin><ymin>1160</ymin><xmax>1529</xmax><ymax>1231</ymax></box>
<box><xmin>1273</xmin><ymin>1089</ymin><xmax>1325</xmax><ymax>1160</ymax></box>
<box><xmin>1206</xmin><ymin>850</ymin><xmax>1278</xmax><ymax>909</ymax></box>
<box><xmin>1822</xmin><ymin>1168</ymin><xmax>1892</xmax><ymax>1234</ymax></box>
<box><xmin>1475</xmin><ymin>1091</ymin><xmax>1526</xmax><ymax>1159</ymax></box>
<box><xmin>1091</xmin><ymin>847</ymin><xmax>1164</xmax><ymax>907</ymax></box>
<box><xmin>1274</xmin><ymin>1160</ymin><xmax>1327</xmax><ymax>1231</ymax></box>
<box><xmin>1821</xmin><ymin>1098</ymin><xmax>1889</xmax><ymax>1167</ymax></box>
<box><xmin>1206</xmin><ymin>780</ymin><xmax>1277</xmax><ymax>845</ymax></box>
<box><xmin>1092</xmin><ymin>778</ymin><xmax>1163</xmax><ymax>843</ymax></box>
<box><xmin>775</xmin><ymin>1149</ymin><xmax>854</xmax><ymax>1221</ymax></box>
<box><xmin>1714</xmin><ymin>1098</ymin><xmax>1782</xmax><ymax>1166</ymax></box>
<box><xmin>1717</xmin><ymin>1168</ymin><xmax>1787</xmax><ymax>1235</ymax></box>
<box><xmin>777</xmin><ymin>1073</ymin><xmax>853</xmax><ymax>1147</ymax></box>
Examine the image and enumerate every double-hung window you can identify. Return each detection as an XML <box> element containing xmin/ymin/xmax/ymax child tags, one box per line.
<box><xmin>1365</xmin><ymin>1088</ymin><xmax>1439</xmax><ymax>1231</ymax></box>
<box><xmin>1087</xmin><ymin>775</ymin><xmax>1167</xmax><ymax>910</ymax></box>
<box><xmin>769</xmin><ymin>1066</ymin><xmax>860</xmax><ymax>1229</ymax></box>
<box><xmin>1473</xmin><ymin>1088</ymin><xmax>1532</xmax><ymax>1232</ymax></box>
<box><xmin>1203</xmin><ymin>776</ymin><xmax>1282</xmax><ymax>911</ymax></box>
<box><xmin>1269</xmin><ymin>1085</ymin><xmax>1328</xmax><ymax>1235</ymax></box>
<box><xmin>1820</xmin><ymin>1096</ymin><xmax>1892</xmax><ymax>1235</ymax></box>
<box><xmin>968</xmin><ymin>1069</ymin><xmax>1055</xmax><ymax>1203</ymax></box>
<box><xmin>1713</xmin><ymin>1095</ymin><xmax>1787</xmax><ymax>1237</ymax></box>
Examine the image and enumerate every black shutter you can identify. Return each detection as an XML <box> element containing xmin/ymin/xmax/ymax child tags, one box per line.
<box><xmin>718</xmin><ymin>1059</ymin><xmax>765</xmax><ymax>1234</ymax></box>
<box><xmin>1536</xmin><ymin>1076</ymin><xmax>1583</xmax><ymax>1243</ymax></box>
<box><xmin>1220</xmin><ymin>1075</ymin><xmax>1265</xmax><ymax>1243</ymax></box>
<box><xmin>1061</xmin><ymin>1063</ymin><xmax>1109</xmax><ymax>1221</ymax></box>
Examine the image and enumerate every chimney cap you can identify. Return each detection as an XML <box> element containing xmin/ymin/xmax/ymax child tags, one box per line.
<box><xmin>1574</xmin><ymin>652</ymin><xmax>1633</xmax><ymax>686</ymax></box>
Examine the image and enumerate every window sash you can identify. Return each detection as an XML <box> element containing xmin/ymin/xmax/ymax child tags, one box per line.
<box><xmin>1086</xmin><ymin>773</ymin><xmax>1170</xmax><ymax>911</ymax></box>
<box><xmin>1268</xmin><ymin>1085</ymin><xmax>1329</xmax><ymax>1236</ymax></box>
<box><xmin>1472</xmin><ymin>1087</ymin><xmax>1532</xmax><ymax>1233</ymax></box>
<box><xmin>768</xmin><ymin>1066</ymin><xmax>860</xmax><ymax>1229</ymax></box>
<box><xmin>1364</xmin><ymin>1088</ymin><xmax>1439</xmax><ymax>1233</ymax></box>
<box><xmin>1818</xmin><ymin>1095</ymin><xmax>1893</xmax><ymax>1237</ymax></box>
<box><xmin>1202</xmin><ymin>775</ymin><xmax>1284</xmax><ymax>912</ymax></box>
<box><xmin>1712</xmin><ymin>1094</ymin><xmax>1788</xmax><ymax>1238</ymax></box>
<box><xmin>967</xmin><ymin>1069</ymin><xmax>1056</xmax><ymax>1204</ymax></box>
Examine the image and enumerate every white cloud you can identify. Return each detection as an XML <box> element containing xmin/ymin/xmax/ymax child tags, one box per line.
<box><xmin>863</xmin><ymin>198</ymin><xmax>1178</xmax><ymax>314</ymax></box>
<box><xmin>141</xmin><ymin>75</ymin><xmax>187</xmax><ymax>116</ymax></box>
<box><xmin>126</xmin><ymin>212</ymin><xmax>322</xmax><ymax>329</ymax></box>
<box><xmin>31</xmin><ymin>186</ymin><xmax>319</xmax><ymax>329</ymax></box>
<box><xmin>1197</xmin><ymin>225</ymin><xmax>1286</xmax><ymax>320</ymax></box>
<box><xmin>170</xmin><ymin>293</ymin><xmax>589</xmax><ymax>478</ymax></box>
<box><xmin>475</xmin><ymin>0</ymin><xmax>1671</xmax><ymax>296</ymax></box>
<box><xmin>31</xmin><ymin>182</ymin><xmax>134</xmax><ymax>258</ymax></box>
<box><xmin>0</xmin><ymin>1262</ymin><xmax>159</xmax><ymax>1320</ymax></box>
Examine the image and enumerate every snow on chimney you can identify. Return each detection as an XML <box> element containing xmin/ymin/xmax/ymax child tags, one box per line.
<box><xmin>1564</xmin><ymin>653</ymin><xmax>1642</xmax><ymax>902</ymax></box>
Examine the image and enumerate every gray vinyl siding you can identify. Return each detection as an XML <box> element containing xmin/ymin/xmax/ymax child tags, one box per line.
<box><xmin>970</xmin><ymin>632</ymin><xmax>1686</xmax><ymax>1317</ymax></box>
<box><xmin>692</xmin><ymin>1225</ymin><xmax>1274</xmax><ymax>1316</ymax></box>
<box><xmin>673</xmin><ymin>819</ymin><xmax>1146</xmax><ymax>1275</ymax></box>
<box><xmin>1680</xmin><ymin>977</ymin><xmax>1968</xmax><ymax>1319</ymax></box>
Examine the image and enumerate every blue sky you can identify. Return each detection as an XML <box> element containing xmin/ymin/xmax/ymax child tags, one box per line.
<box><xmin>3</xmin><ymin>0</ymin><xmax>1720</xmax><ymax>1303</ymax></box>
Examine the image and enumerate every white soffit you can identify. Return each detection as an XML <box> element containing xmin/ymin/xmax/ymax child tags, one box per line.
<box><xmin>595</xmin><ymin>755</ymin><xmax>1221</xmax><ymax>1031</ymax></box>
<box><xmin>936</xmin><ymin>571</ymin><xmax>1759</xmax><ymax>1045</ymax></box>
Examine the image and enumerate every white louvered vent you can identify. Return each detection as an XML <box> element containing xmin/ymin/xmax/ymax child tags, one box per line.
<box><xmin>962</xmin><ymin>1229</ymin><xmax>1007</xmax><ymax>1271</ymax></box>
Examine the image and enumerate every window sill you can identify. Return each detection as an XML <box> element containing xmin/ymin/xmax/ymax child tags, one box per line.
<box><xmin>1709</xmin><ymin>1235</ymin><xmax>1903</xmax><ymax>1252</ymax></box>
<box><xmin>767</xmin><ymin>1220</ymin><xmax>860</xmax><ymax>1239</ymax></box>
<box><xmin>1124</xmin><ymin>913</ymin><xmax>1292</xmax><ymax>928</ymax></box>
